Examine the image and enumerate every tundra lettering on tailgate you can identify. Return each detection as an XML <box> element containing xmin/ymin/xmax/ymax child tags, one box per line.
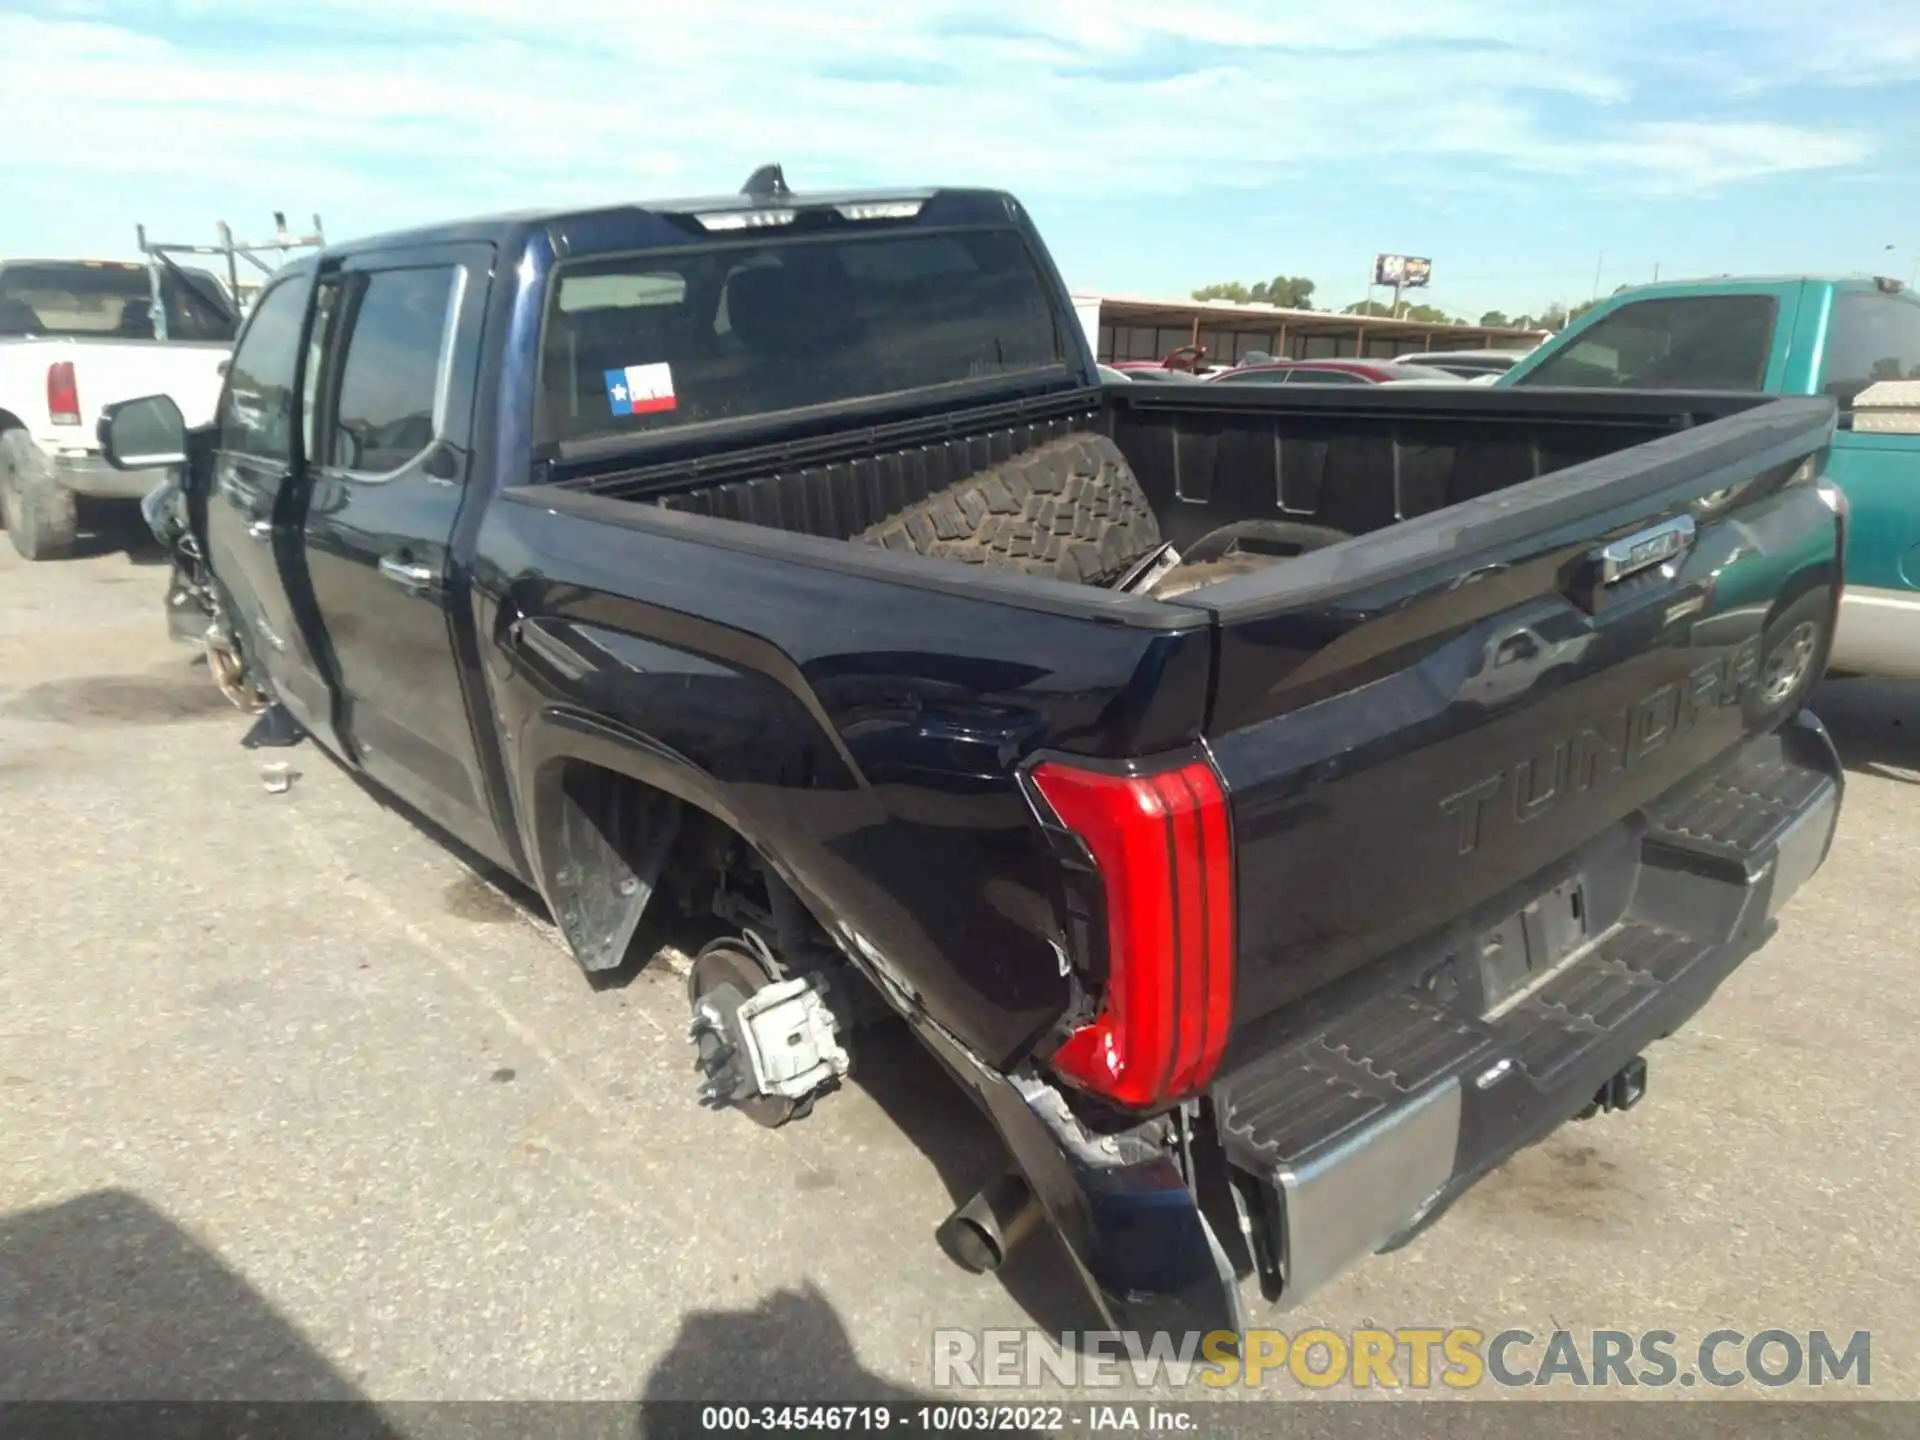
<box><xmin>1442</xmin><ymin>635</ymin><xmax>1763</xmax><ymax>857</ymax></box>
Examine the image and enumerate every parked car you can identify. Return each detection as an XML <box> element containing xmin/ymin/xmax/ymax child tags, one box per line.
<box><xmin>1110</xmin><ymin>362</ymin><xmax>1214</xmax><ymax>380</ymax></box>
<box><xmin>1208</xmin><ymin>358</ymin><xmax>1463</xmax><ymax>385</ymax></box>
<box><xmin>1400</xmin><ymin>348</ymin><xmax>1532</xmax><ymax>379</ymax></box>
<box><xmin>102</xmin><ymin>171</ymin><xmax>1841</xmax><ymax>1337</ymax></box>
<box><xmin>0</xmin><ymin>259</ymin><xmax>236</xmax><ymax>559</ymax></box>
<box><xmin>1500</xmin><ymin>274</ymin><xmax>1920</xmax><ymax>679</ymax></box>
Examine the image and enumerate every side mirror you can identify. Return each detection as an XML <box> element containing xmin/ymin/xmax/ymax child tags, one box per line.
<box><xmin>97</xmin><ymin>394</ymin><xmax>188</xmax><ymax>471</ymax></box>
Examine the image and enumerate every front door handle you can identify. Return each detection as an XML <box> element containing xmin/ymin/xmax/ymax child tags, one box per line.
<box><xmin>378</xmin><ymin>554</ymin><xmax>436</xmax><ymax>592</ymax></box>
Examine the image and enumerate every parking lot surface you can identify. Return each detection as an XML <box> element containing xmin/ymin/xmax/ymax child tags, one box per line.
<box><xmin>2</xmin><ymin>535</ymin><xmax>1916</xmax><ymax>1408</ymax></box>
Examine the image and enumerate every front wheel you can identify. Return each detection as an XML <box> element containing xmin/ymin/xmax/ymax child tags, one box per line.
<box><xmin>1745</xmin><ymin>587</ymin><xmax>1832</xmax><ymax>726</ymax></box>
<box><xmin>0</xmin><ymin>429</ymin><xmax>79</xmax><ymax>561</ymax></box>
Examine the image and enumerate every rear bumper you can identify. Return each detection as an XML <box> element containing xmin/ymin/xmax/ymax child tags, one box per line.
<box><xmin>1215</xmin><ymin>708</ymin><xmax>1841</xmax><ymax>1310</ymax></box>
<box><xmin>913</xmin><ymin>1020</ymin><xmax>1249</xmax><ymax>1337</ymax></box>
<box><xmin>49</xmin><ymin>450</ymin><xmax>170</xmax><ymax>500</ymax></box>
<box><xmin>933</xmin><ymin>710</ymin><xmax>1840</xmax><ymax>1337</ymax></box>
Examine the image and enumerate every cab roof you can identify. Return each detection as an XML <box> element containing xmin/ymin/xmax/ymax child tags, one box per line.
<box><xmin>307</xmin><ymin>169</ymin><xmax>1002</xmax><ymax>265</ymax></box>
<box><xmin>1600</xmin><ymin>274</ymin><xmax>1906</xmax><ymax>300</ymax></box>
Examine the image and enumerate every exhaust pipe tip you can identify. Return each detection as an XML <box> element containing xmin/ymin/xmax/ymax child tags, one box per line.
<box><xmin>937</xmin><ymin>1171</ymin><xmax>1040</xmax><ymax>1275</ymax></box>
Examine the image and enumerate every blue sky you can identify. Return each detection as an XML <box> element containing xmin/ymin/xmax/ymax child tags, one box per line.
<box><xmin>2</xmin><ymin>0</ymin><xmax>1916</xmax><ymax>320</ymax></box>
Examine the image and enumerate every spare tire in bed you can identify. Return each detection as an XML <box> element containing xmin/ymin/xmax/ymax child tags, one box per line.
<box><xmin>852</xmin><ymin>432</ymin><xmax>1162</xmax><ymax>586</ymax></box>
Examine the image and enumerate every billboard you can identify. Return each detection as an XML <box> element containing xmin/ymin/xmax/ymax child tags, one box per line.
<box><xmin>1374</xmin><ymin>254</ymin><xmax>1433</xmax><ymax>289</ymax></box>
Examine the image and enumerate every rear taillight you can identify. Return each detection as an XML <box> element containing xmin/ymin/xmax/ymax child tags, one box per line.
<box><xmin>1028</xmin><ymin>754</ymin><xmax>1235</xmax><ymax>1109</ymax></box>
<box><xmin>47</xmin><ymin>362</ymin><xmax>80</xmax><ymax>426</ymax></box>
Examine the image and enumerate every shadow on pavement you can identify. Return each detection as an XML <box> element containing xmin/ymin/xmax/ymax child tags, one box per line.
<box><xmin>0</xmin><ymin>1188</ymin><xmax>381</xmax><ymax>1405</ymax></box>
<box><xmin>0</xmin><ymin>1188</ymin><xmax>399</xmax><ymax>1434</ymax></box>
<box><xmin>1812</xmin><ymin>676</ymin><xmax>1920</xmax><ymax>783</ymax></box>
<box><xmin>641</xmin><ymin>1283</ymin><xmax>932</xmax><ymax>1403</ymax></box>
<box><xmin>67</xmin><ymin>501</ymin><xmax>171</xmax><ymax>566</ymax></box>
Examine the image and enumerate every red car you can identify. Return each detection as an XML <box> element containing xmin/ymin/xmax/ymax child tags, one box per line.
<box><xmin>1110</xmin><ymin>344</ymin><xmax>1222</xmax><ymax>378</ymax></box>
<box><xmin>1207</xmin><ymin>358</ymin><xmax>1460</xmax><ymax>385</ymax></box>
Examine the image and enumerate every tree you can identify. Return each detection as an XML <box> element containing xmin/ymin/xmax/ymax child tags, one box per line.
<box><xmin>1565</xmin><ymin>286</ymin><xmax>1628</xmax><ymax>326</ymax></box>
<box><xmin>1192</xmin><ymin>275</ymin><xmax>1317</xmax><ymax>309</ymax></box>
<box><xmin>1342</xmin><ymin>300</ymin><xmax>1459</xmax><ymax>324</ymax></box>
<box><xmin>1479</xmin><ymin>310</ymin><xmax>1512</xmax><ymax>328</ymax></box>
<box><xmin>1253</xmin><ymin>275</ymin><xmax>1316</xmax><ymax>309</ymax></box>
<box><xmin>1508</xmin><ymin>304</ymin><xmax>1571</xmax><ymax>332</ymax></box>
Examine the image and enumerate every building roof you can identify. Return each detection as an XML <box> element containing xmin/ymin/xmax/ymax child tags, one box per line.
<box><xmin>1075</xmin><ymin>291</ymin><xmax>1550</xmax><ymax>345</ymax></box>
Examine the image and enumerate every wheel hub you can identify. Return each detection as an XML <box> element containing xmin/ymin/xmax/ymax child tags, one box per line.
<box><xmin>1760</xmin><ymin>620</ymin><xmax>1819</xmax><ymax>708</ymax></box>
<box><xmin>687</xmin><ymin>939</ymin><xmax>850</xmax><ymax>1129</ymax></box>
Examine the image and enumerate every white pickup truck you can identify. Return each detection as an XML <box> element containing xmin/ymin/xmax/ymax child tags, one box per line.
<box><xmin>0</xmin><ymin>259</ymin><xmax>235</xmax><ymax>559</ymax></box>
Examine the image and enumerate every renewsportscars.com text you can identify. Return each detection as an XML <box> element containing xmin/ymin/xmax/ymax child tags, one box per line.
<box><xmin>932</xmin><ymin>1327</ymin><xmax>1871</xmax><ymax>1391</ymax></box>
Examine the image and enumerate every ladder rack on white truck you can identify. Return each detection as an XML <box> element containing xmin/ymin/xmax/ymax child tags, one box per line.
<box><xmin>136</xmin><ymin>212</ymin><xmax>326</xmax><ymax>332</ymax></box>
<box><xmin>0</xmin><ymin>213</ymin><xmax>325</xmax><ymax>559</ymax></box>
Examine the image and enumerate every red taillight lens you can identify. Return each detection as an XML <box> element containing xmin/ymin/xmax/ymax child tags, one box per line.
<box><xmin>1029</xmin><ymin>754</ymin><xmax>1235</xmax><ymax>1109</ymax></box>
<box><xmin>47</xmin><ymin>362</ymin><xmax>80</xmax><ymax>426</ymax></box>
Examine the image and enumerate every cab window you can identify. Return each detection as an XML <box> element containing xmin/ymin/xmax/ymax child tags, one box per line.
<box><xmin>1516</xmin><ymin>295</ymin><xmax>1776</xmax><ymax>391</ymax></box>
<box><xmin>217</xmin><ymin>279</ymin><xmax>311</xmax><ymax>462</ymax></box>
<box><xmin>1821</xmin><ymin>291</ymin><xmax>1920</xmax><ymax>408</ymax></box>
<box><xmin>325</xmin><ymin>267</ymin><xmax>458</xmax><ymax>475</ymax></box>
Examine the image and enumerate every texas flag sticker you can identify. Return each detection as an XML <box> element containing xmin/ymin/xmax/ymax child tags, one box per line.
<box><xmin>604</xmin><ymin>362</ymin><xmax>677</xmax><ymax>417</ymax></box>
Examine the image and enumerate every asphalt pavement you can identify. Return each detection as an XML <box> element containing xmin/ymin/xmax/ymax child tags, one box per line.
<box><xmin>1</xmin><ymin>528</ymin><xmax>1915</xmax><ymax>1414</ymax></box>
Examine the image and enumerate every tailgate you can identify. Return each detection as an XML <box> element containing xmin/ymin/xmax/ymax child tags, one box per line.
<box><xmin>1182</xmin><ymin>396</ymin><xmax>1841</xmax><ymax>1041</ymax></box>
<box><xmin>67</xmin><ymin>339</ymin><xmax>229</xmax><ymax>435</ymax></box>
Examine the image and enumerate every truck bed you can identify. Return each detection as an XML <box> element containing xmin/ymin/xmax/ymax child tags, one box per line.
<box><xmin>556</xmin><ymin>383</ymin><xmax>1779</xmax><ymax>553</ymax></box>
<box><xmin>535</xmin><ymin>381</ymin><xmax>1838</xmax><ymax>1045</ymax></box>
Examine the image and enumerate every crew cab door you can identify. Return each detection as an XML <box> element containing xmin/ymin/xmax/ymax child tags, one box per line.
<box><xmin>1820</xmin><ymin>284</ymin><xmax>1920</xmax><ymax>677</ymax></box>
<box><xmin>298</xmin><ymin>243</ymin><xmax>498</xmax><ymax>849</ymax></box>
<box><xmin>201</xmin><ymin>269</ymin><xmax>340</xmax><ymax>752</ymax></box>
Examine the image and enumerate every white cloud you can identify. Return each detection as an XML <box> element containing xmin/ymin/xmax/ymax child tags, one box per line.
<box><xmin>0</xmin><ymin>0</ymin><xmax>1888</xmax><ymax>249</ymax></box>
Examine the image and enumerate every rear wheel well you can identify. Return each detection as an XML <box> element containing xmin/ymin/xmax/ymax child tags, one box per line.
<box><xmin>533</xmin><ymin>758</ymin><xmax>832</xmax><ymax>977</ymax></box>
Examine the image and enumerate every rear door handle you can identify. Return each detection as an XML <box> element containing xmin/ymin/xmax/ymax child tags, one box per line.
<box><xmin>246</xmin><ymin>519</ymin><xmax>272</xmax><ymax>540</ymax></box>
<box><xmin>378</xmin><ymin>554</ymin><xmax>436</xmax><ymax>592</ymax></box>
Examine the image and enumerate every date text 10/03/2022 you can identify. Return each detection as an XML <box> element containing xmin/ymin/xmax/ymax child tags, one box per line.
<box><xmin>697</xmin><ymin>1407</ymin><xmax>1188</xmax><ymax>1432</ymax></box>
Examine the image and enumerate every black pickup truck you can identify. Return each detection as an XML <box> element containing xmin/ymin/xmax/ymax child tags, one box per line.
<box><xmin>102</xmin><ymin>169</ymin><xmax>1845</xmax><ymax>1337</ymax></box>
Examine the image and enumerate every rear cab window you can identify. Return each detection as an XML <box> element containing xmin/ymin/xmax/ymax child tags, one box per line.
<box><xmin>1515</xmin><ymin>294</ymin><xmax>1778</xmax><ymax>391</ymax></box>
<box><xmin>536</xmin><ymin>226</ymin><xmax>1067</xmax><ymax>450</ymax></box>
<box><xmin>0</xmin><ymin>261</ymin><xmax>237</xmax><ymax>342</ymax></box>
<box><xmin>1820</xmin><ymin>289</ymin><xmax>1920</xmax><ymax>408</ymax></box>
